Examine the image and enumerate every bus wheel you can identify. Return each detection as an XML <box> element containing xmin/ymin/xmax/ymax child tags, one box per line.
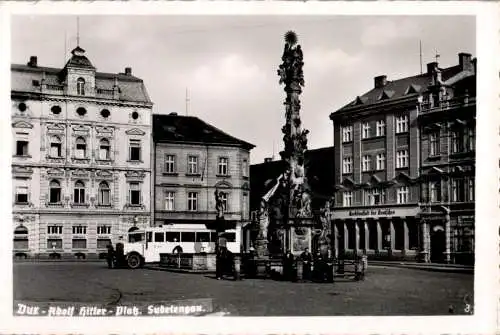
<box><xmin>127</xmin><ymin>253</ymin><xmax>142</xmax><ymax>269</ymax></box>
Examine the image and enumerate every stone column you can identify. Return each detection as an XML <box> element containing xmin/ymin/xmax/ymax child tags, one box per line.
<box><xmin>333</xmin><ymin>221</ymin><xmax>339</xmax><ymax>259</ymax></box>
<box><xmin>402</xmin><ymin>218</ymin><xmax>409</xmax><ymax>256</ymax></box>
<box><xmin>364</xmin><ymin>221</ymin><xmax>370</xmax><ymax>252</ymax></box>
<box><xmin>389</xmin><ymin>220</ymin><xmax>395</xmax><ymax>249</ymax></box>
<box><xmin>355</xmin><ymin>220</ymin><xmax>360</xmax><ymax>256</ymax></box>
<box><xmin>343</xmin><ymin>221</ymin><xmax>349</xmax><ymax>250</ymax></box>
<box><xmin>376</xmin><ymin>220</ymin><xmax>382</xmax><ymax>252</ymax></box>
<box><xmin>445</xmin><ymin>214</ymin><xmax>451</xmax><ymax>263</ymax></box>
<box><xmin>421</xmin><ymin>220</ymin><xmax>430</xmax><ymax>263</ymax></box>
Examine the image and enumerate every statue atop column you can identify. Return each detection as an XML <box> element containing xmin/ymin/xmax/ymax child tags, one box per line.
<box><xmin>214</xmin><ymin>189</ymin><xmax>224</xmax><ymax>220</ymax></box>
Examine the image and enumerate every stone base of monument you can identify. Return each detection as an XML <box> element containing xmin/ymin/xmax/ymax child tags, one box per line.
<box><xmin>253</xmin><ymin>256</ymin><xmax>270</xmax><ymax>278</ymax></box>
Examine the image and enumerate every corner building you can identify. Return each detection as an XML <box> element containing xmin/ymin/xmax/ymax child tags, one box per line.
<box><xmin>152</xmin><ymin>114</ymin><xmax>255</xmax><ymax>254</ymax></box>
<box><xmin>330</xmin><ymin>53</ymin><xmax>476</xmax><ymax>264</ymax></box>
<box><xmin>11</xmin><ymin>46</ymin><xmax>153</xmax><ymax>259</ymax></box>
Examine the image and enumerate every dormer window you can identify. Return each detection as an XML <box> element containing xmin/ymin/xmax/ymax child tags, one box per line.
<box><xmin>77</xmin><ymin>78</ymin><xmax>85</xmax><ymax>95</ymax></box>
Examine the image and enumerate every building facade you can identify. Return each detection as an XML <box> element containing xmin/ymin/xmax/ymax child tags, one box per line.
<box><xmin>12</xmin><ymin>46</ymin><xmax>153</xmax><ymax>259</ymax></box>
<box><xmin>152</xmin><ymin>114</ymin><xmax>254</xmax><ymax>253</ymax></box>
<box><xmin>330</xmin><ymin>53</ymin><xmax>476</xmax><ymax>264</ymax></box>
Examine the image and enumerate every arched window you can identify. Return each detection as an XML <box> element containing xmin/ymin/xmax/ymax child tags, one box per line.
<box><xmin>98</xmin><ymin>181</ymin><xmax>110</xmax><ymax>206</ymax></box>
<box><xmin>77</xmin><ymin>77</ymin><xmax>85</xmax><ymax>95</ymax></box>
<box><xmin>49</xmin><ymin>180</ymin><xmax>61</xmax><ymax>203</ymax></box>
<box><xmin>14</xmin><ymin>225</ymin><xmax>29</xmax><ymax>250</ymax></box>
<box><xmin>74</xmin><ymin>180</ymin><xmax>85</xmax><ymax>204</ymax></box>
<box><xmin>75</xmin><ymin>137</ymin><xmax>86</xmax><ymax>159</ymax></box>
<box><xmin>99</xmin><ymin>138</ymin><xmax>110</xmax><ymax>160</ymax></box>
<box><xmin>50</xmin><ymin>136</ymin><xmax>62</xmax><ymax>158</ymax></box>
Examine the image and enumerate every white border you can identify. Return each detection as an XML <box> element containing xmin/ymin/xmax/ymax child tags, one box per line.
<box><xmin>1</xmin><ymin>2</ymin><xmax>499</xmax><ymax>334</ymax></box>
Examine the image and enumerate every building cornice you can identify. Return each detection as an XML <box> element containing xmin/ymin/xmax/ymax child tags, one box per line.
<box><xmin>155</xmin><ymin>140</ymin><xmax>253</xmax><ymax>151</ymax></box>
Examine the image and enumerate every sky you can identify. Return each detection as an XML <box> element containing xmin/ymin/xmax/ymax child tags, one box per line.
<box><xmin>11</xmin><ymin>15</ymin><xmax>475</xmax><ymax>164</ymax></box>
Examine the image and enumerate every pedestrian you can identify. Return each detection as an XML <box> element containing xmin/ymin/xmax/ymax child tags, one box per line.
<box><xmin>282</xmin><ymin>249</ymin><xmax>295</xmax><ymax>281</ymax></box>
<box><xmin>300</xmin><ymin>247</ymin><xmax>313</xmax><ymax>281</ymax></box>
<box><xmin>313</xmin><ymin>252</ymin><xmax>327</xmax><ymax>282</ymax></box>
<box><xmin>115</xmin><ymin>240</ymin><xmax>125</xmax><ymax>268</ymax></box>
<box><xmin>216</xmin><ymin>245</ymin><xmax>224</xmax><ymax>280</ymax></box>
<box><xmin>106</xmin><ymin>243</ymin><xmax>115</xmax><ymax>269</ymax></box>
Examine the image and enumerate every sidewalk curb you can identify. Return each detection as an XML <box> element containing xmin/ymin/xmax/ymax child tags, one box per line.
<box><xmin>369</xmin><ymin>262</ymin><xmax>474</xmax><ymax>274</ymax></box>
<box><xmin>144</xmin><ymin>266</ymin><xmax>214</xmax><ymax>274</ymax></box>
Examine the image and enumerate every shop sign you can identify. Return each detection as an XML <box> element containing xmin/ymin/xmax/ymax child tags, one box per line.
<box><xmin>332</xmin><ymin>207</ymin><xmax>419</xmax><ymax>219</ymax></box>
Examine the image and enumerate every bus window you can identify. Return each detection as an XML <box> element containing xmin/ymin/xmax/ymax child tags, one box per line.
<box><xmin>166</xmin><ymin>232</ymin><xmax>180</xmax><ymax>242</ymax></box>
<box><xmin>147</xmin><ymin>232</ymin><xmax>152</xmax><ymax>243</ymax></box>
<box><xmin>210</xmin><ymin>231</ymin><xmax>218</xmax><ymax>242</ymax></box>
<box><xmin>181</xmin><ymin>232</ymin><xmax>195</xmax><ymax>242</ymax></box>
<box><xmin>196</xmin><ymin>232</ymin><xmax>210</xmax><ymax>242</ymax></box>
<box><xmin>154</xmin><ymin>232</ymin><xmax>165</xmax><ymax>242</ymax></box>
<box><xmin>224</xmin><ymin>232</ymin><xmax>236</xmax><ymax>242</ymax></box>
<box><xmin>129</xmin><ymin>232</ymin><xmax>144</xmax><ymax>243</ymax></box>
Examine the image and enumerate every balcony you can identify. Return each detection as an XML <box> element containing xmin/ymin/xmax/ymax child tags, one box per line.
<box><xmin>419</xmin><ymin>95</ymin><xmax>476</xmax><ymax>114</ymax></box>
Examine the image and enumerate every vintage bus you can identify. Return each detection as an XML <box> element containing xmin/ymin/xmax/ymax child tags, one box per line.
<box><xmin>122</xmin><ymin>224</ymin><xmax>241</xmax><ymax>269</ymax></box>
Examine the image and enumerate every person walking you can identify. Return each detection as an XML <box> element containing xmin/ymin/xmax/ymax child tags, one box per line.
<box><xmin>283</xmin><ymin>250</ymin><xmax>295</xmax><ymax>281</ymax></box>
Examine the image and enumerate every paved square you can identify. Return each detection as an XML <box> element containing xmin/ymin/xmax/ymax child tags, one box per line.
<box><xmin>13</xmin><ymin>262</ymin><xmax>473</xmax><ymax>316</ymax></box>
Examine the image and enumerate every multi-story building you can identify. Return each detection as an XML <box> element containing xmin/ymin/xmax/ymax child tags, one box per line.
<box><xmin>12</xmin><ymin>45</ymin><xmax>153</xmax><ymax>259</ymax></box>
<box><xmin>152</xmin><ymin>113</ymin><xmax>254</xmax><ymax>253</ymax></box>
<box><xmin>329</xmin><ymin>52</ymin><xmax>476</xmax><ymax>264</ymax></box>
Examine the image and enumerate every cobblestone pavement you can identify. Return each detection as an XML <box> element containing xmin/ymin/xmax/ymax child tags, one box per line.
<box><xmin>13</xmin><ymin>262</ymin><xmax>474</xmax><ymax>316</ymax></box>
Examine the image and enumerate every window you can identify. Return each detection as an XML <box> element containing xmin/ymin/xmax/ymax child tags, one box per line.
<box><xmin>376</xmin><ymin>153</ymin><xmax>386</xmax><ymax>170</ymax></box>
<box><xmin>97</xmin><ymin>238</ymin><xmax>112</xmax><ymax>249</ymax></box>
<box><xmin>72</xmin><ymin>225</ymin><xmax>87</xmax><ymax>234</ymax></box>
<box><xmin>362</xmin><ymin>122</ymin><xmax>371</xmax><ymax>139</ymax></box>
<box><xmin>429</xmin><ymin>181</ymin><xmax>441</xmax><ymax>202</ymax></box>
<box><xmin>98</xmin><ymin>181</ymin><xmax>111</xmax><ymax>206</ymax></box>
<box><xmin>429</xmin><ymin>132</ymin><xmax>440</xmax><ymax>156</ymax></box>
<box><xmin>49</xmin><ymin>180</ymin><xmax>61</xmax><ymax>203</ymax></box>
<box><xmin>396</xmin><ymin>115</ymin><xmax>408</xmax><ymax>133</ymax></box>
<box><xmin>97</xmin><ymin>225</ymin><xmax>111</xmax><ymax>235</ymax></box>
<box><xmin>342</xmin><ymin>157</ymin><xmax>352</xmax><ymax>174</ymax></box>
<box><xmin>164</xmin><ymin>155</ymin><xmax>176</xmax><ymax>173</ymax></box>
<box><xmin>242</xmin><ymin>159</ymin><xmax>249</xmax><ymax>177</ymax></box>
<box><xmin>77</xmin><ymin>77</ymin><xmax>85</xmax><ymax>95</ymax></box>
<box><xmin>15</xmin><ymin>186</ymin><xmax>28</xmax><ymax>203</ymax></box>
<box><xmin>51</xmin><ymin>106</ymin><xmax>61</xmax><ymax>115</ymax></box>
<box><xmin>376</xmin><ymin>120</ymin><xmax>386</xmax><ymax>137</ymax></box>
<box><xmin>196</xmin><ymin>232</ymin><xmax>210</xmax><ymax>243</ymax></box>
<box><xmin>100</xmin><ymin>109</ymin><xmax>110</xmax><ymax>118</ymax></box>
<box><xmin>154</xmin><ymin>232</ymin><xmax>165</xmax><ymax>242</ymax></box>
<box><xmin>220</xmin><ymin>192</ymin><xmax>228</xmax><ymax>212</ymax></box>
<box><xmin>76</xmin><ymin>107</ymin><xmax>87</xmax><ymax>116</ymax></box>
<box><xmin>342</xmin><ymin>126</ymin><xmax>353</xmax><ymax>143</ymax></box>
<box><xmin>132</xmin><ymin>111</ymin><xmax>139</xmax><ymax>120</ymax></box>
<box><xmin>362</xmin><ymin>155</ymin><xmax>371</xmax><ymax>172</ymax></box>
<box><xmin>16</xmin><ymin>140</ymin><xmax>28</xmax><ymax>156</ymax></box>
<box><xmin>365</xmin><ymin>188</ymin><xmax>386</xmax><ymax>205</ymax></box>
<box><xmin>467</xmin><ymin>177</ymin><xmax>475</xmax><ymax>201</ymax></box>
<box><xmin>187</xmin><ymin>155</ymin><xmax>199</xmax><ymax>174</ymax></box>
<box><xmin>181</xmin><ymin>232</ymin><xmax>195</xmax><ymax>242</ymax></box>
<box><xmin>129</xmin><ymin>182</ymin><xmax>141</xmax><ymax>205</ymax></box>
<box><xmin>166</xmin><ymin>232</ymin><xmax>181</xmax><ymax>242</ymax></box>
<box><xmin>467</xmin><ymin>127</ymin><xmax>475</xmax><ymax>151</ymax></box>
<box><xmin>397</xmin><ymin>186</ymin><xmax>409</xmax><ymax>204</ymax></box>
<box><xmin>75</xmin><ymin>137</ymin><xmax>86</xmax><ymax>159</ymax></box>
<box><xmin>47</xmin><ymin>225</ymin><xmax>63</xmax><ymax>235</ymax></box>
<box><xmin>343</xmin><ymin>191</ymin><xmax>353</xmax><ymax>207</ymax></box>
<box><xmin>72</xmin><ymin>239</ymin><xmax>87</xmax><ymax>249</ymax></box>
<box><xmin>224</xmin><ymin>232</ymin><xmax>236</xmax><ymax>243</ymax></box>
<box><xmin>188</xmin><ymin>192</ymin><xmax>198</xmax><ymax>211</ymax></box>
<box><xmin>451</xmin><ymin>178</ymin><xmax>465</xmax><ymax>202</ymax></box>
<box><xmin>396</xmin><ymin>150</ymin><xmax>408</xmax><ymax>168</ymax></box>
<box><xmin>50</xmin><ymin>136</ymin><xmax>62</xmax><ymax>158</ymax></box>
<box><xmin>129</xmin><ymin>140</ymin><xmax>141</xmax><ymax>161</ymax></box>
<box><xmin>99</xmin><ymin>139</ymin><xmax>111</xmax><ymax>160</ymax></box>
<box><xmin>18</xmin><ymin>102</ymin><xmax>27</xmax><ymax>111</ymax></box>
<box><xmin>14</xmin><ymin>226</ymin><xmax>28</xmax><ymax>250</ymax></box>
<box><xmin>164</xmin><ymin>191</ymin><xmax>175</xmax><ymax>211</ymax></box>
<box><xmin>451</xmin><ymin>130</ymin><xmax>463</xmax><ymax>153</ymax></box>
<box><xmin>73</xmin><ymin>181</ymin><xmax>85</xmax><ymax>204</ymax></box>
<box><xmin>47</xmin><ymin>238</ymin><xmax>63</xmax><ymax>249</ymax></box>
<box><xmin>218</xmin><ymin>157</ymin><xmax>229</xmax><ymax>175</ymax></box>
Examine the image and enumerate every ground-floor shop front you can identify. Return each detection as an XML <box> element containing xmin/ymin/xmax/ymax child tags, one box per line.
<box><xmin>12</xmin><ymin>212</ymin><xmax>150</xmax><ymax>259</ymax></box>
<box><xmin>331</xmin><ymin>205</ymin><xmax>474</xmax><ymax>265</ymax></box>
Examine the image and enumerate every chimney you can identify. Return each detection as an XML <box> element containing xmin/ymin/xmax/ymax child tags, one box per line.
<box><xmin>459</xmin><ymin>53</ymin><xmax>473</xmax><ymax>72</ymax></box>
<box><xmin>374</xmin><ymin>75</ymin><xmax>387</xmax><ymax>88</ymax></box>
<box><xmin>125</xmin><ymin>67</ymin><xmax>132</xmax><ymax>76</ymax></box>
<box><xmin>264</xmin><ymin>157</ymin><xmax>273</xmax><ymax>163</ymax></box>
<box><xmin>27</xmin><ymin>56</ymin><xmax>37</xmax><ymax>67</ymax></box>
<box><xmin>427</xmin><ymin>62</ymin><xmax>438</xmax><ymax>74</ymax></box>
